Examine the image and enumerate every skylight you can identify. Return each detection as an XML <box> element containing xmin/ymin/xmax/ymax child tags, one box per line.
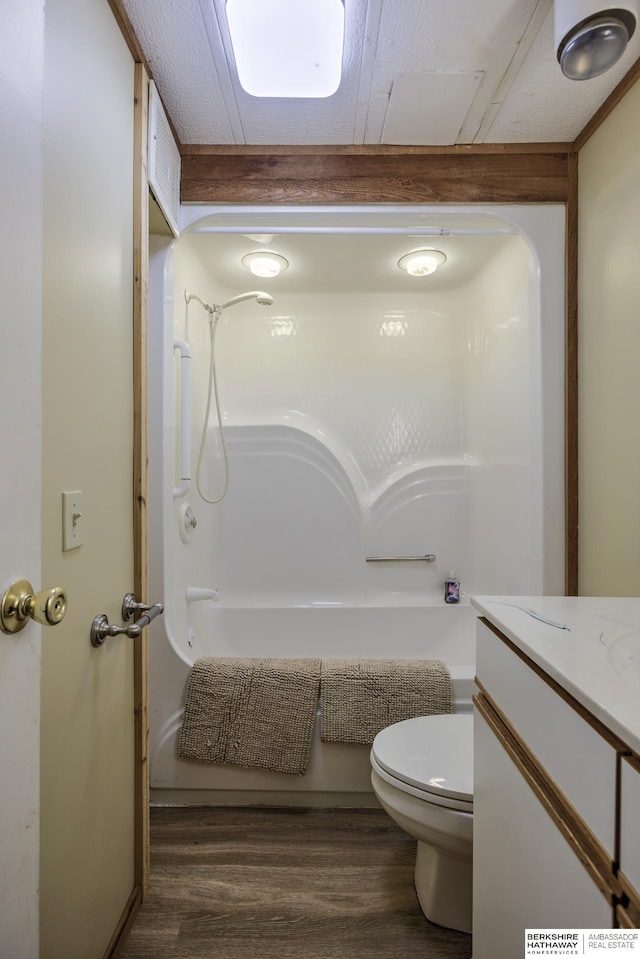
<box><xmin>226</xmin><ymin>0</ymin><xmax>345</xmax><ymax>98</ymax></box>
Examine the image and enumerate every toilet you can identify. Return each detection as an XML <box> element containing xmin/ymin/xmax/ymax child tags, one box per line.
<box><xmin>370</xmin><ymin>713</ymin><xmax>473</xmax><ymax>934</ymax></box>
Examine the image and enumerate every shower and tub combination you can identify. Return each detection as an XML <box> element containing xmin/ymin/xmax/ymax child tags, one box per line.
<box><xmin>147</xmin><ymin>204</ymin><xmax>566</xmax><ymax>808</ymax></box>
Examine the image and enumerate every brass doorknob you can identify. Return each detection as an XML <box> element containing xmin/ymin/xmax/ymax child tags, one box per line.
<box><xmin>0</xmin><ymin>579</ymin><xmax>68</xmax><ymax>634</ymax></box>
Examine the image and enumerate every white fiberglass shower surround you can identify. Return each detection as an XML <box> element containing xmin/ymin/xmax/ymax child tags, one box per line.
<box><xmin>148</xmin><ymin>204</ymin><xmax>565</xmax><ymax>806</ymax></box>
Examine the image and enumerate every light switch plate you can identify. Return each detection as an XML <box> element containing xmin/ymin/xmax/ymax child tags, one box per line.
<box><xmin>62</xmin><ymin>490</ymin><xmax>83</xmax><ymax>551</ymax></box>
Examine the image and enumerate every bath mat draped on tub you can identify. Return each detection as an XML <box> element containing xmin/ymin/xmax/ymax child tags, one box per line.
<box><xmin>320</xmin><ymin>658</ymin><xmax>452</xmax><ymax>744</ymax></box>
<box><xmin>178</xmin><ymin>657</ymin><xmax>321</xmax><ymax>775</ymax></box>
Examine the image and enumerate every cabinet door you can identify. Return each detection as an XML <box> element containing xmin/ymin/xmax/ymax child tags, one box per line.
<box><xmin>620</xmin><ymin>757</ymin><xmax>640</xmax><ymax>906</ymax></box>
<box><xmin>473</xmin><ymin>709</ymin><xmax>613</xmax><ymax>959</ymax></box>
<box><xmin>476</xmin><ymin>620</ymin><xmax>618</xmax><ymax>859</ymax></box>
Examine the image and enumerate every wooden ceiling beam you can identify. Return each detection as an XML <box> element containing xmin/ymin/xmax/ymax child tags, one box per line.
<box><xmin>180</xmin><ymin>147</ymin><xmax>572</xmax><ymax>204</ymax></box>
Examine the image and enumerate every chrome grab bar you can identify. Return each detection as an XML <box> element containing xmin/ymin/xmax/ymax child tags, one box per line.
<box><xmin>366</xmin><ymin>554</ymin><xmax>436</xmax><ymax>563</ymax></box>
<box><xmin>90</xmin><ymin>593</ymin><xmax>164</xmax><ymax>647</ymax></box>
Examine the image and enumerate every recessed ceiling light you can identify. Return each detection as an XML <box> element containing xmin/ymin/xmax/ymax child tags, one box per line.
<box><xmin>241</xmin><ymin>251</ymin><xmax>289</xmax><ymax>278</ymax></box>
<box><xmin>226</xmin><ymin>0</ymin><xmax>345</xmax><ymax>98</ymax></box>
<box><xmin>397</xmin><ymin>250</ymin><xmax>447</xmax><ymax>277</ymax></box>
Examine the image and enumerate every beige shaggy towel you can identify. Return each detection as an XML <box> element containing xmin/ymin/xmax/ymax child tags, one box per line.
<box><xmin>178</xmin><ymin>657</ymin><xmax>321</xmax><ymax>775</ymax></box>
<box><xmin>320</xmin><ymin>658</ymin><xmax>452</xmax><ymax>744</ymax></box>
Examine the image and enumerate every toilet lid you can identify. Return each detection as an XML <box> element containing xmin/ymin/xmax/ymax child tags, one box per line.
<box><xmin>371</xmin><ymin>714</ymin><xmax>473</xmax><ymax>803</ymax></box>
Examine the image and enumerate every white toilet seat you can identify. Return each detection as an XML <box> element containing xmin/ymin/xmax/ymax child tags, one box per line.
<box><xmin>371</xmin><ymin>714</ymin><xmax>473</xmax><ymax>812</ymax></box>
<box><xmin>371</xmin><ymin>753</ymin><xmax>473</xmax><ymax>812</ymax></box>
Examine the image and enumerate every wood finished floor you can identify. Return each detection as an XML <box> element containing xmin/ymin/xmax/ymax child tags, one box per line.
<box><xmin>120</xmin><ymin>807</ymin><xmax>472</xmax><ymax>959</ymax></box>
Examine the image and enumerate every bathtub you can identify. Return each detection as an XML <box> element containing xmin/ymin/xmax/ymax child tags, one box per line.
<box><xmin>146</xmin><ymin>204</ymin><xmax>566</xmax><ymax>806</ymax></box>
<box><xmin>148</xmin><ymin>601</ymin><xmax>477</xmax><ymax>807</ymax></box>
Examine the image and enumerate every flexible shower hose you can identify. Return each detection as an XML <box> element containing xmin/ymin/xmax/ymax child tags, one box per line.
<box><xmin>195</xmin><ymin>313</ymin><xmax>230</xmax><ymax>504</ymax></box>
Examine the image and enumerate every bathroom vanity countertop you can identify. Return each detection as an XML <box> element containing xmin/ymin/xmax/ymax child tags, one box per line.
<box><xmin>471</xmin><ymin>595</ymin><xmax>640</xmax><ymax>756</ymax></box>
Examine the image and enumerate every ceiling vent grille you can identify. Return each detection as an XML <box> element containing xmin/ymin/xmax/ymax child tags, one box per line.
<box><xmin>148</xmin><ymin>81</ymin><xmax>180</xmax><ymax>236</ymax></box>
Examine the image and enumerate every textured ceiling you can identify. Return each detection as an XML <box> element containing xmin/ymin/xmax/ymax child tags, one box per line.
<box><xmin>122</xmin><ymin>0</ymin><xmax>640</xmax><ymax>145</ymax></box>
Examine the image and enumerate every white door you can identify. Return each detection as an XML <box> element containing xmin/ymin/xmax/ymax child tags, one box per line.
<box><xmin>0</xmin><ymin>5</ymin><xmax>45</xmax><ymax>957</ymax></box>
<box><xmin>1</xmin><ymin>3</ymin><xmax>140</xmax><ymax>957</ymax></box>
<box><xmin>39</xmin><ymin>1</ymin><xmax>138</xmax><ymax>956</ymax></box>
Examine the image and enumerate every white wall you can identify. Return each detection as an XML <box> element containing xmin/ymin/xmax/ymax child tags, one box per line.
<box><xmin>0</xmin><ymin>5</ymin><xmax>44</xmax><ymax>956</ymax></box>
<box><xmin>579</xmin><ymin>79</ymin><xmax>640</xmax><ymax>595</ymax></box>
<box><xmin>221</xmin><ymin>290</ymin><xmax>465</xmax><ymax>487</ymax></box>
<box><xmin>464</xmin><ymin>237</ymin><xmax>541</xmax><ymax>596</ymax></box>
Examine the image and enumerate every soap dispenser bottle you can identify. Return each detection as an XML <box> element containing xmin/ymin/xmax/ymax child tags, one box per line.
<box><xmin>444</xmin><ymin>572</ymin><xmax>460</xmax><ymax>604</ymax></box>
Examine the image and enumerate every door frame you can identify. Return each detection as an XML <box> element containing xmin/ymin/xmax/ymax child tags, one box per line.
<box><xmin>128</xmin><ymin>121</ymin><xmax>579</xmax><ymax>904</ymax></box>
<box><xmin>95</xmin><ymin>0</ymin><xmax>640</xmax><ymax>940</ymax></box>
<box><xmin>93</xmin><ymin>58</ymin><xmax>150</xmax><ymax>959</ymax></box>
<box><xmin>133</xmin><ymin>61</ymin><xmax>150</xmax><ymax>896</ymax></box>
<box><xmin>122</xmin><ymin>28</ymin><xmax>580</xmax><ymax>914</ymax></box>
<box><xmin>107</xmin><ymin>0</ymin><xmax>152</xmax><ymax>904</ymax></box>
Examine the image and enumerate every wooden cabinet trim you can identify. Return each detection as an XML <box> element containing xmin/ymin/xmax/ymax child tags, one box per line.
<box><xmin>619</xmin><ymin>871</ymin><xmax>640</xmax><ymax>917</ymax></box>
<box><xmin>623</xmin><ymin>753</ymin><xmax>640</xmax><ymax>775</ymax></box>
<box><xmin>616</xmin><ymin>902</ymin><xmax>638</xmax><ymax>929</ymax></box>
<box><xmin>474</xmin><ymin>689</ymin><xmax>621</xmax><ymax>903</ymax></box>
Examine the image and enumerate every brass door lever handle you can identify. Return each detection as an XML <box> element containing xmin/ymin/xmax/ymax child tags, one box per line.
<box><xmin>1</xmin><ymin>579</ymin><xmax>67</xmax><ymax>634</ymax></box>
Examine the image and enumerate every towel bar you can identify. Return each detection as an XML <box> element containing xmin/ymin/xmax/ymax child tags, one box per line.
<box><xmin>366</xmin><ymin>554</ymin><xmax>436</xmax><ymax>563</ymax></box>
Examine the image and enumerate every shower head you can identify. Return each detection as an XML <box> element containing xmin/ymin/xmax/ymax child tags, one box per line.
<box><xmin>186</xmin><ymin>289</ymin><xmax>274</xmax><ymax>321</ymax></box>
<box><xmin>220</xmin><ymin>290</ymin><xmax>274</xmax><ymax>311</ymax></box>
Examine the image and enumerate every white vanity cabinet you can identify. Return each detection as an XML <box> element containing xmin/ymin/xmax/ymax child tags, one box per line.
<box><xmin>473</xmin><ymin>609</ymin><xmax>639</xmax><ymax>959</ymax></box>
<box><xmin>473</xmin><ymin>708</ymin><xmax>614</xmax><ymax>956</ymax></box>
